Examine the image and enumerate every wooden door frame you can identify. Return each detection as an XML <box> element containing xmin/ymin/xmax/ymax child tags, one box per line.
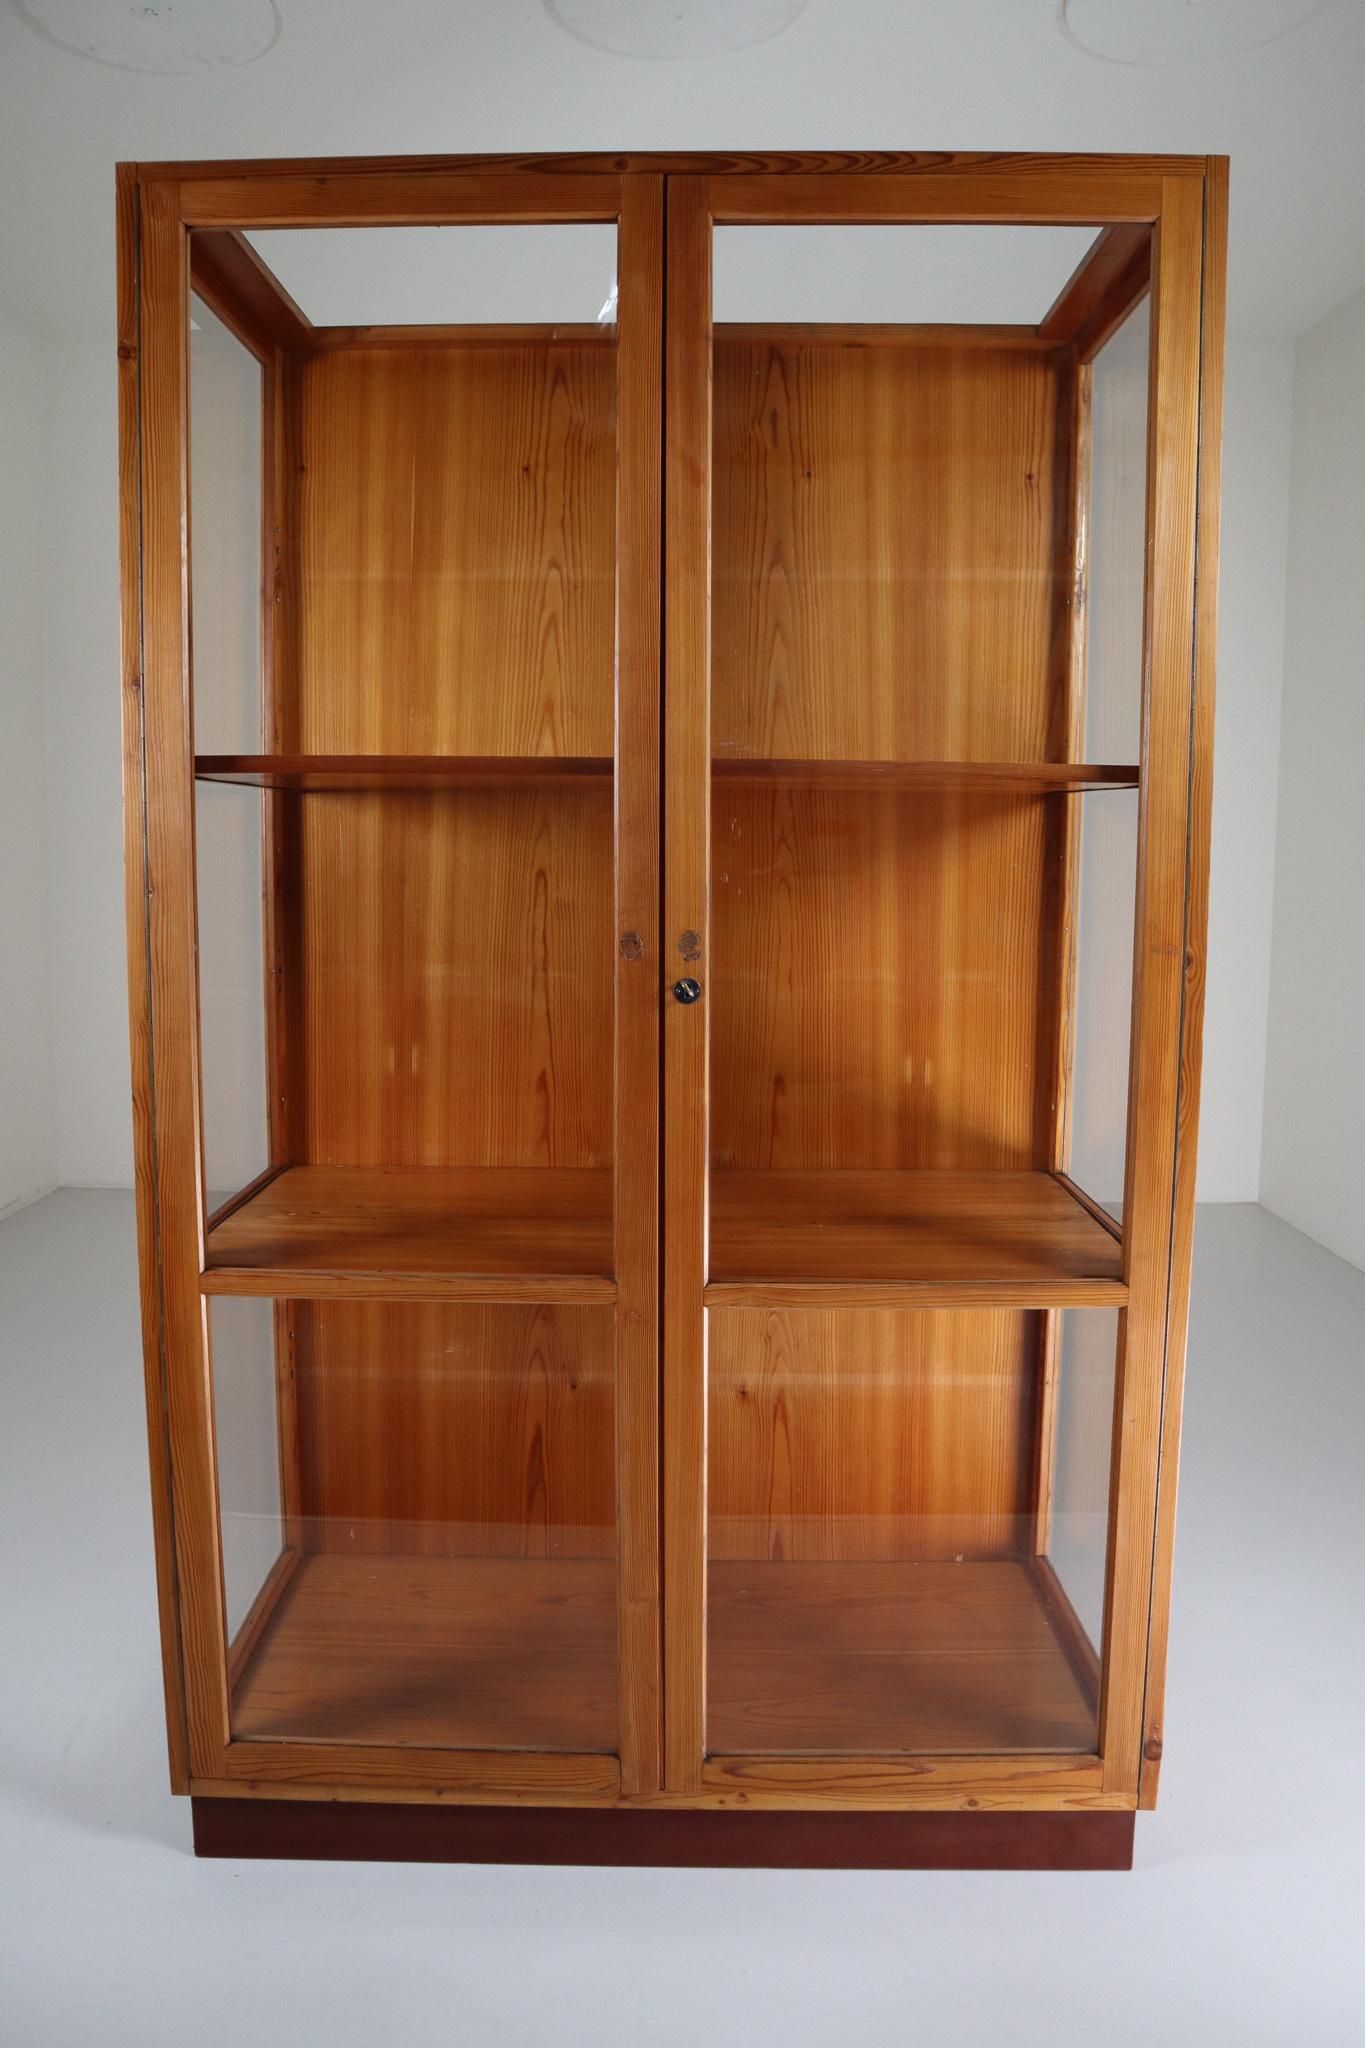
<box><xmin>120</xmin><ymin>161</ymin><xmax>664</xmax><ymax>1799</ymax></box>
<box><xmin>660</xmin><ymin>157</ymin><xmax>1224</xmax><ymax>1805</ymax></box>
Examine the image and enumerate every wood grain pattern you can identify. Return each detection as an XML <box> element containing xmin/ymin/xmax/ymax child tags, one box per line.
<box><xmin>712</xmin><ymin>338</ymin><xmax>1069</xmax><ymax>761</ymax></box>
<box><xmin>118</xmin><ymin>162</ymin><xmax>193</xmax><ymax>1794</ymax></box>
<box><xmin>143</xmin><ymin>151</ymin><xmax>1207</xmax><ymax>186</ymax></box>
<box><xmin>294</xmin><ymin>784</ymin><xmax>613</xmax><ymax>1169</ymax></box>
<box><xmin>203</xmin><ymin>1164</ymin><xmax>614</xmax><ymax>1297</ymax></box>
<box><xmin>709</xmin><ymin>1309</ymin><xmax>1040</xmax><ymax>1561</ymax></box>
<box><xmin>1138</xmin><ymin>157</ymin><xmax>1228</xmax><ymax>1808</ymax></box>
<box><xmin>137</xmin><ymin>177</ymin><xmax>233</xmax><ymax>1779</ymax></box>
<box><xmin>294</xmin><ymin>343</ymin><xmax>616</xmax><ymax>755</ymax></box>
<box><xmin>189</xmin><ymin>230</ymin><xmax>314</xmax><ymax>355</ymax></box>
<box><xmin>661</xmin><ymin>177</ymin><xmax>713</xmax><ymax>1790</ymax></box>
<box><xmin>708</xmin><ymin>171</ymin><xmax>1166</xmax><ymax>227</ymax></box>
<box><xmin>707</xmin><ymin>1561</ymin><xmax>1097</xmax><ymax>1754</ymax></box>
<box><xmin>1039</xmin><ymin>225</ymin><xmax>1151</xmax><ymax>353</ymax></box>
<box><xmin>708</xmin><ymin>1170</ymin><xmax>1126</xmax><ymax>1301</ymax></box>
<box><xmin>230</xmin><ymin>1554</ymin><xmax>617</xmax><ymax>1750</ymax></box>
<box><xmin>710</xmin><ymin>785</ymin><xmax>1052</xmax><ymax>1172</ymax></box>
<box><xmin>288</xmin><ymin>1302</ymin><xmax>615</xmax><ymax>1558</ymax></box>
<box><xmin>1099</xmin><ymin>177</ymin><xmax>1208</xmax><ymax>1796</ymax></box>
<box><xmin>611</xmin><ymin>174</ymin><xmax>665</xmax><ymax>1793</ymax></box>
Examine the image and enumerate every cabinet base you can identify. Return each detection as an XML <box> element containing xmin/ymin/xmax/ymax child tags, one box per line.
<box><xmin>191</xmin><ymin>1798</ymin><xmax>1134</xmax><ymax>1870</ymax></box>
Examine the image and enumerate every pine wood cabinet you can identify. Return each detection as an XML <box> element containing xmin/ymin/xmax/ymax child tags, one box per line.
<box><xmin>118</xmin><ymin>152</ymin><xmax>1226</xmax><ymax>1870</ymax></box>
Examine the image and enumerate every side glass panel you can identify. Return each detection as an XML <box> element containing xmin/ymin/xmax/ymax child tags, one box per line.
<box><xmin>702</xmin><ymin>224</ymin><xmax>1143</xmax><ymax>1757</ymax></box>
<box><xmin>189</xmin><ymin>294</ymin><xmax>269</xmax><ymax>1211</ymax></box>
<box><xmin>192</xmin><ymin>225</ymin><xmax>623</xmax><ymax>1752</ymax></box>
<box><xmin>1064</xmin><ymin>299</ymin><xmax>1151</xmax><ymax>1220</ymax></box>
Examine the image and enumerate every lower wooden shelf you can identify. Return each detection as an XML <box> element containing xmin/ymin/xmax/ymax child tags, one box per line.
<box><xmin>202</xmin><ymin>1164</ymin><xmax>615</xmax><ymax>1302</ymax></box>
<box><xmin>707</xmin><ymin>1169</ymin><xmax>1125</xmax><ymax>1306</ymax></box>
<box><xmin>707</xmin><ymin>1559</ymin><xmax>1099</xmax><ymax>1756</ymax></box>
<box><xmin>230</xmin><ymin>1553</ymin><xmax>619</xmax><ymax>1752</ymax></box>
<box><xmin>226</xmin><ymin>1551</ymin><xmax>1097</xmax><ymax>1766</ymax></box>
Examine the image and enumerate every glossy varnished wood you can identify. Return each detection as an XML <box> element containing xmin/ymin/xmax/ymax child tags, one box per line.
<box><xmin>661</xmin><ymin>178</ymin><xmax>713</xmax><ymax>1788</ymax></box>
<box><xmin>1098</xmin><ymin>177</ymin><xmax>1210</xmax><ymax>1795</ymax></box>
<box><xmin>711</xmin><ymin>337</ymin><xmax>1070</xmax><ymax>761</ymax></box>
<box><xmin>294</xmin><ymin>783</ymin><xmax>613</xmax><ymax>1170</ymax></box>
<box><xmin>709</xmin><ymin>1308</ymin><xmax>1040</xmax><ymax>1561</ymax></box>
<box><xmin>230</xmin><ymin>1554</ymin><xmax>617</xmax><ymax>1750</ymax></box>
<box><xmin>710</xmin><ymin>784</ymin><xmax>1053</xmax><ymax>1174</ymax></box>
<box><xmin>202</xmin><ymin>1164</ymin><xmax>615</xmax><ymax>1299</ymax></box>
<box><xmin>707</xmin><ymin>1561</ymin><xmax>1097</xmax><ymax>1754</ymax></box>
<box><xmin>291</xmin><ymin>1301</ymin><xmax>615</xmax><ymax>1557</ymax></box>
<box><xmin>118</xmin><ymin>163</ymin><xmax>192</xmax><ymax>1793</ymax></box>
<box><xmin>1139</xmin><ymin>158</ymin><xmax>1228</xmax><ymax>1806</ymax></box>
<box><xmin>293</xmin><ymin>342</ymin><xmax>616</xmax><ymax>755</ymax></box>
<box><xmin>707</xmin><ymin>1171</ymin><xmax>1126</xmax><ymax>1303</ymax></box>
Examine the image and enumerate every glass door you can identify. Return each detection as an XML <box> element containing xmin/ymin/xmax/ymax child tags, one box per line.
<box><xmin>132</xmin><ymin>169</ymin><xmax>663</xmax><ymax>1793</ymax></box>
<box><xmin>662</xmin><ymin>167</ymin><xmax>1212</xmax><ymax>1798</ymax></box>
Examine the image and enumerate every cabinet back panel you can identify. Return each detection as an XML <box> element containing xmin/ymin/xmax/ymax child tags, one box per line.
<box><xmin>711</xmin><ymin>785</ymin><xmax>1051</xmax><ymax>1170</ymax></box>
<box><xmin>294</xmin><ymin>1302</ymin><xmax>615</xmax><ymax>1559</ymax></box>
<box><xmin>711</xmin><ymin>340</ymin><xmax>1071</xmax><ymax>761</ymax></box>
<box><xmin>293</xmin><ymin>343</ymin><xmax>616</xmax><ymax>756</ymax></box>
<box><xmin>709</xmin><ymin>1309</ymin><xmax>1040</xmax><ymax>1562</ymax></box>
<box><xmin>296</xmin><ymin>785</ymin><xmax>614</xmax><ymax>1167</ymax></box>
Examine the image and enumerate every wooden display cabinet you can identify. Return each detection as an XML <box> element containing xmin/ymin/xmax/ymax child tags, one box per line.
<box><xmin>118</xmin><ymin>152</ymin><xmax>1225</xmax><ymax>1869</ymax></box>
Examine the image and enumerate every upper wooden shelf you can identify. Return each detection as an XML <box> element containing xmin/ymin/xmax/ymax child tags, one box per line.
<box><xmin>712</xmin><ymin>760</ymin><xmax>1139</xmax><ymax>793</ymax></box>
<box><xmin>706</xmin><ymin>1169</ymin><xmax>1125</xmax><ymax>1308</ymax></box>
<box><xmin>194</xmin><ymin>754</ymin><xmax>613</xmax><ymax>792</ymax></box>
<box><xmin>203</xmin><ymin>1164</ymin><xmax>615</xmax><ymax>1303</ymax></box>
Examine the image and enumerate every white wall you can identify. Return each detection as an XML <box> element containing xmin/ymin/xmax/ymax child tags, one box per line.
<box><xmin>0</xmin><ymin>302</ymin><xmax>57</xmax><ymax>1217</ymax></box>
<box><xmin>1261</xmin><ymin>283</ymin><xmax>1365</xmax><ymax>1270</ymax></box>
<box><xmin>43</xmin><ymin>338</ymin><xmax>131</xmax><ymax>1188</ymax></box>
<box><xmin>24</xmin><ymin>320</ymin><xmax>1293</xmax><ymax>1202</ymax></box>
<box><xmin>1199</xmin><ymin>336</ymin><xmax>1295</xmax><ymax>1200</ymax></box>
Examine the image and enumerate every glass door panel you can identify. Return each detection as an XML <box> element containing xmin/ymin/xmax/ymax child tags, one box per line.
<box><xmin>212</xmin><ymin>1297</ymin><xmax>617</xmax><ymax>1750</ymax></box>
<box><xmin>707</xmin><ymin>1308</ymin><xmax>1117</xmax><ymax>1754</ymax></box>
<box><xmin>698</xmin><ymin>215</ymin><xmax>1150</xmax><ymax>1758</ymax></box>
<box><xmin>187</xmin><ymin>215</ymin><xmax>630</xmax><ymax>1758</ymax></box>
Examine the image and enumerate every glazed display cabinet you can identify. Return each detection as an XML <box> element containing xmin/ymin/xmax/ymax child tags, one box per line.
<box><xmin>118</xmin><ymin>151</ymin><xmax>1225</xmax><ymax>1869</ymax></box>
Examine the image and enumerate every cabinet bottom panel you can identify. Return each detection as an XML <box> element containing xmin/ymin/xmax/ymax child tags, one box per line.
<box><xmin>709</xmin><ymin>1559</ymin><xmax>1098</xmax><ymax>1755</ymax></box>
<box><xmin>230</xmin><ymin>1553</ymin><xmax>617</xmax><ymax>1752</ymax></box>
<box><xmin>191</xmin><ymin>1798</ymin><xmax>1134</xmax><ymax>1869</ymax></box>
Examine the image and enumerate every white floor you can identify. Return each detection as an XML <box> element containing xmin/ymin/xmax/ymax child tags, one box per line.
<box><xmin>1</xmin><ymin>1192</ymin><xmax>1362</xmax><ymax>2046</ymax></box>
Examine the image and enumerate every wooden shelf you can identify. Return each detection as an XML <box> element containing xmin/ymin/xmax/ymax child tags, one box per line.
<box><xmin>231</xmin><ymin>1554</ymin><xmax>617</xmax><ymax>1751</ymax></box>
<box><xmin>195</xmin><ymin>753</ymin><xmax>613</xmax><ymax>791</ymax></box>
<box><xmin>203</xmin><ymin>1165</ymin><xmax>615</xmax><ymax>1302</ymax></box>
<box><xmin>708</xmin><ymin>1559</ymin><xmax>1098</xmax><ymax>1754</ymax></box>
<box><xmin>707</xmin><ymin>1170</ymin><xmax>1125</xmax><ymax>1307</ymax></box>
<box><xmin>712</xmin><ymin>760</ymin><xmax>1138</xmax><ymax>793</ymax></box>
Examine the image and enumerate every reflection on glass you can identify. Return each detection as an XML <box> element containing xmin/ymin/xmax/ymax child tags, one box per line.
<box><xmin>212</xmin><ymin>1299</ymin><xmax>618</xmax><ymax>1750</ymax></box>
